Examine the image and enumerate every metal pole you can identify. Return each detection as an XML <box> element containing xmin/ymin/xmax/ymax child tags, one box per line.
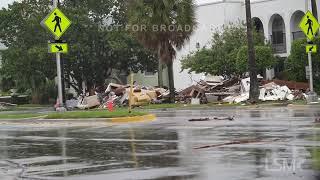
<box><xmin>308</xmin><ymin>51</ymin><xmax>314</xmax><ymax>92</ymax></box>
<box><xmin>56</xmin><ymin>53</ymin><xmax>64</xmax><ymax>107</ymax></box>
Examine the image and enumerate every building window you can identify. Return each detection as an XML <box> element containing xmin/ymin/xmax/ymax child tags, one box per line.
<box><xmin>196</xmin><ymin>42</ymin><xmax>200</xmax><ymax>49</ymax></box>
<box><xmin>272</xmin><ymin>31</ymin><xmax>284</xmax><ymax>44</ymax></box>
<box><xmin>270</xmin><ymin>14</ymin><xmax>286</xmax><ymax>53</ymax></box>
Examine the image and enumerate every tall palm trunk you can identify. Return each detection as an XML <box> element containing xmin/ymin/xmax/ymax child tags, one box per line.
<box><xmin>158</xmin><ymin>62</ymin><xmax>163</xmax><ymax>87</ymax></box>
<box><xmin>245</xmin><ymin>0</ymin><xmax>259</xmax><ymax>103</ymax></box>
<box><xmin>167</xmin><ymin>61</ymin><xmax>175</xmax><ymax>103</ymax></box>
<box><xmin>311</xmin><ymin>0</ymin><xmax>318</xmax><ymax>20</ymax></box>
<box><xmin>157</xmin><ymin>46</ymin><xmax>163</xmax><ymax>88</ymax></box>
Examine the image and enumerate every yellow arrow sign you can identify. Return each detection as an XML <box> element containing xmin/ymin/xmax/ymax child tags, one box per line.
<box><xmin>299</xmin><ymin>11</ymin><xmax>319</xmax><ymax>41</ymax></box>
<box><xmin>48</xmin><ymin>43</ymin><xmax>68</xmax><ymax>53</ymax></box>
<box><xmin>306</xmin><ymin>44</ymin><xmax>317</xmax><ymax>53</ymax></box>
<box><xmin>41</xmin><ymin>8</ymin><xmax>71</xmax><ymax>39</ymax></box>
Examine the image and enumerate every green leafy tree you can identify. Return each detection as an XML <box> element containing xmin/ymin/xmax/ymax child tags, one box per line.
<box><xmin>181</xmin><ymin>22</ymin><xmax>268</xmax><ymax>77</ymax></box>
<box><xmin>0</xmin><ymin>0</ymin><xmax>56</xmax><ymax>103</ymax></box>
<box><xmin>0</xmin><ymin>0</ymin><xmax>157</xmax><ymax>99</ymax></box>
<box><xmin>236</xmin><ymin>45</ymin><xmax>276</xmax><ymax>75</ymax></box>
<box><xmin>62</xmin><ymin>0</ymin><xmax>158</xmax><ymax>93</ymax></box>
<box><xmin>127</xmin><ymin>0</ymin><xmax>196</xmax><ymax>103</ymax></box>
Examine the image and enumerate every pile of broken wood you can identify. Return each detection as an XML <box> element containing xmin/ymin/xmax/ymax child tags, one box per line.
<box><xmin>176</xmin><ymin>76</ymin><xmax>309</xmax><ymax>105</ymax></box>
<box><xmin>176</xmin><ymin>77</ymin><xmax>241</xmax><ymax>104</ymax></box>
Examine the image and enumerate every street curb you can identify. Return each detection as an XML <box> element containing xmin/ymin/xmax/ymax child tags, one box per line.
<box><xmin>0</xmin><ymin>114</ymin><xmax>157</xmax><ymax>124</ymax></box>
<box><xmin>110</xmin><ymin>114</ymin><xmax>156</xmax><ymax>123</ymax></box>
<box><xmin>43</xmin><ymin>114</ymin><xmax>156</xmax><ymax>123</ymax></box>
<box><xmin>287</xmin><ymin>104</ymin><xmax>320</xmax><ymax>108</ymax></box>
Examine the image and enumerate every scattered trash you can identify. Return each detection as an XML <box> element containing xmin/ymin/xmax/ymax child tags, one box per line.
<box><xmin>213</xmin><ymin>116</ymin><xmax>235</xmax><ymax>121</ymax></box>
<box><xmin>189</xmin><ymin>118</ymin><xmax>210</xmax><ymax>122</ymax></box>
<box><xmin>188</xmin><ymin>116</ymin><xmax>234</xmax><ymax>122</ymax></box>
<box><xmin>65</xmin><ymin>99</ymin><xmax>78</xmax><ymax>110</ymax></box>
<box><xmin>194</xmin><ymin>138</ymin><xmax>280</xmax><ymax>149</ymax></box>
<box><xmin>0</xmin><ymin>102</ymin><xmax>17</xmax><ymax>110</ymax></box>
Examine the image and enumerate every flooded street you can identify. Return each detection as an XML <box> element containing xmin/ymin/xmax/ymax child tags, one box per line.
<box><xmin>0</xmin><ymin>106</ymin><xmax>319</xmax><ymax>180</ymax></box>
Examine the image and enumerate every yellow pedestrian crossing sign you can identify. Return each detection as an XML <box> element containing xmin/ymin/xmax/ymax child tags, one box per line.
<box><xmin>48</xmin><ymin>43</ymin><xmax>68</xmax><ymax>53</ymax></box>
<box><xmin>299</xmin><ymin>11</ymin><xmax>319</xmax><ymax>41</ymax></box>
<box><xmin>41</xmin><ymin>8</ymin><xmax>71</xmax><ymax>39</ymax></box>
<box><xmin>306</xmin><ymin>44</ymin><xmax>317</xmax><ymax>53</ymax></box>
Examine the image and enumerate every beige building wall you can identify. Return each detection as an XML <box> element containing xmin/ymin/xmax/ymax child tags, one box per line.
<box><xmin>129</xmin><ymin>67</ymin><xmax>169</xmax><ymax>87</ymax></box>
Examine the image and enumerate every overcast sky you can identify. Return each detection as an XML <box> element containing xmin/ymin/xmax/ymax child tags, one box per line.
<box><xmin>0</xmin><ymin>0</ymin><xmax>14</xmax><ymax>8</ymax></box>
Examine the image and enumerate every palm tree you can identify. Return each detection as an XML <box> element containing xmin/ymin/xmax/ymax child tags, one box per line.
<box><xmin>245</xmin><ymin>0</ymin><xmax>259</xmax><ymax>103</ymax></box>
<box><xmin>127</xmin><ymin>0</ymin><xmax>196</xmax><ymax>103</ymax></box>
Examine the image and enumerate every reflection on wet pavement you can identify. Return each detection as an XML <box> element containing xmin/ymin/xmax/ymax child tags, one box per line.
<box><xmin>0</xmin><ymin>107</ymin><xmax>319</xmax><ymax>180</ymax></box>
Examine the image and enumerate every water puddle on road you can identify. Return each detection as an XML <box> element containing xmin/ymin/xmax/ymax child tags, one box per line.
<box><xmin>0</xmin><ymin>107</ymin><xmax>319</xmax><ymax>179</ymax></box>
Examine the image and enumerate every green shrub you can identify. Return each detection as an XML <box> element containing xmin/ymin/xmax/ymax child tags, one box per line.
<box><xmin>31</xmin><ymin>80</ymin><xmax>57</xmax><ymax>104</ymax></box>
<box><xmin>286</xmin><ymin>38</ymin><xmax>320</xmax><ymax>93</ymax></box>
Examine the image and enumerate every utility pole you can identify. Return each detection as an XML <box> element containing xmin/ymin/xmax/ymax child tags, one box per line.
<box><xmin>311</xmin><ymin>0</ymin><xmax>318</xmax><ymax>20</ymax></box>
<box><xmin>245</xmin><ymin>0</ymin><xmax>259</xmax><ymax>103</ymax></box>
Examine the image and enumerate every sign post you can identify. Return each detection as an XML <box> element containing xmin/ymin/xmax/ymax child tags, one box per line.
<box><xmin>299</xmin><ymin>10</ymin><xmax>319</xmax><ymax>103</ymax></box>
<box><xmin>41</xmin><ymin>0</ymin><xmax>71</xmax><ymax>110</ymax></box>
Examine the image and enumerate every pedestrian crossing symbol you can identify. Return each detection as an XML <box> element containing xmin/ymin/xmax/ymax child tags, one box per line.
<box><xmin>41</xmin><ymin>8</ymin><xmax>71</xmax><ymax>39</ymax></box>
<box><xmin>299</xmin><ymin>11</ymin><xmax>319</xmax><ymax>41</ymax></box>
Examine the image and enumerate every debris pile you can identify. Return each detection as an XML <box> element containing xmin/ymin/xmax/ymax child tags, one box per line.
<box><xmin>178</xmin><ymin>75</ymin><xmax>308</xmax><ymax>104</ymax></box>
<box><xmin>222</xmin><ymin>78</ymin><xmax>307</xmax><ymax>104</ymax></box>
<box><xmin>177</xmin><ymin>76</ymin><xmax>241</xmax><ymax>104</ymax></box>
<box><xmin>66</xmin><ymin>83</ymin><xmax>169</xmax><ymax>110</ymax></box>
<box><xmin>65</xmin><ymin>76</ymin><xmax>309</xmax><ymax>110</ymax></box>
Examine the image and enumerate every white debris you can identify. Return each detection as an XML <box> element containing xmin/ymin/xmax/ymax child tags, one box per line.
<box><xmin>261</xmin><ymin>83</ymin><xmax>292</xmax><ymax>101</ymax></box>
<box><xmin>66</xmin><ymin>99</ymin><xmax>78</xmax><ymax>110</ymax></box>
<box><xmin>234</xmin><ymin>92</ymin><xmax>249</xmax><ymax>103</ymax></box>
<box><xmin>223</xmin><ymin>81</ymin><xmax>296</xmax><ymax>104</ymax></box>
<box><xmin>240</xmin><ymin>77</ymin><xmax>250</xmax><ymax>93</ymax></box>
<box><xmin>77</xmin><ymin>95</ymin><xmax>100</xmax><ymax>109</ymax></box>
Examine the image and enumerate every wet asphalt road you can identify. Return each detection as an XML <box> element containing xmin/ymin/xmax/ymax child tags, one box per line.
<box><xmin>0</xmin><ymin>106</ymin><xmax>319</xmax><ymax>180</ymax></box>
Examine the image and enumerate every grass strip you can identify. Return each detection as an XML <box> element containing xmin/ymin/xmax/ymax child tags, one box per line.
<box><xmin>0</xmin><ymin>113</ymin><xmax>45</xmax><ymax>119</ymax></box>
<box><xmin>45</xmin><ymin>110</ymin><xmax>147</xmax><ymax>119</ymax></box>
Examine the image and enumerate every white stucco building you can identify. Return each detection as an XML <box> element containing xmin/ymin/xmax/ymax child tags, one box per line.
<box><xmin>171</xmin><ymin>0</ymin><xmax>315</xmax><ymax>90</ymax></box>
